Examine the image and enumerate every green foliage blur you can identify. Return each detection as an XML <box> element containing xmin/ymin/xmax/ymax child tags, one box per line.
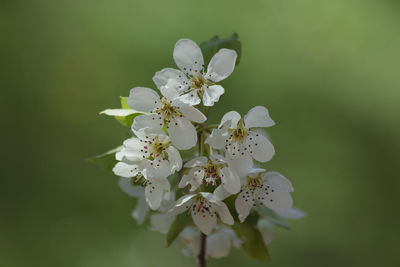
<box><xmin>2</xmin><ymin>0</ymin><xmax>400</xmax><ymax>266</ymax></box>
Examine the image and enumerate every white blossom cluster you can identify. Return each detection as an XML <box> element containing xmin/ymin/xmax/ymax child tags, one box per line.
<box><xmin>104</xmin><ymin>38</ymin><xmax>303</xmax><ymax>260</ymax></box>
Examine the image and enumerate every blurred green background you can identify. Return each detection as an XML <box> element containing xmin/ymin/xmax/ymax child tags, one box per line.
<box><xmin>2</xmin><ymin>0</ymin><xmax>400</xmax><ymax>266</ymax></box>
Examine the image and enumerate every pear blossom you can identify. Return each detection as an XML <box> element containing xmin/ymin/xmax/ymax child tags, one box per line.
<box><xmin>149</xmin><ymin>192</ymin><xmax>177</xmax><ymax>234</ymax></box>
<box><xmin>206</xmin><ymin>106</ymin><xmax>275</xmax><ymax>165</ymax></box>
<box><xmin>114</xmin><ymin>128</ymin><xmax>182</xmax><ymax>178</ymax></box>
<box><xmin>153</xmin><ymin>39</ymin><xmax>237</xmax><ymax>107</ymax></box>
<box><xmin>235</xmin><ymin>169</ymin><xmax>294</xmax><ymax>222</ymax></box>
<box><xmin>128</xmin><ymin>86</ymin><xmax>206</xmax><ymax>150</ymax></box>
<box><xmin>170</xmin><ymin>192</ymin><xmax>234</xmax><ymax>235</ymax></box>
<box><xmin>178</xmin><ymin>154</ymin><xmax>240</xmax><ymax>195</ymax></box>
<box><xmin>179</xmin><ymin>226</ymin><xmax>241</xmax><ymax>259</ymax></box>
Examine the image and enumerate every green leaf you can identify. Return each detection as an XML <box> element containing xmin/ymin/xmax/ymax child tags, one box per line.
<box><xmin>166</xmin><ymin>213</ymin><xmax>191</xmax><ymax>247</ymax></box>
<box><xmin>256</xmin><ymin>206</ymin><xmax>290</xmax><ymax>229</ymax></box>
<box><xmin>114</xmin><ymin>96</ymin><xmax>141</xmax><ymax>127</ymax></box>
<box><xmin>232</xmin><ymin>216</ymin><xmax>271</xmax><ymax>262</ymax></box>
<box><xmin>87</xmin><ymin>146</ymin><xmax>121</xmax><ymax>172</ymax></box>
<box><xmin>200</xmin><ymin>33</ymin><xmax>242</xmax><ymax>66</ymax></box>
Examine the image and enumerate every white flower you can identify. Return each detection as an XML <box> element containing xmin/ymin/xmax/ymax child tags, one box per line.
<box><xmin>206</xmin><ymin>106</ymin><xmax>275</xmax><ymax>166</ymax></box>
<box><xmin>114</xmin><ymin>128</ymin><xmax>182</xmax><ymax>178</ymax></box>
<box><xmin>178</xmin><ymin>154</ymin><xmax>240</xmax><ymax>195</ymax></box>
<box><xmin>170</xmin><ymin>192</ymin><xmax>234</xmax><ymax>235</ymax></box>
<box><xmin>127</xmin><ymin>86</ymin><xmax>206</xmax><ymax>150</ymax></box>
<box><xmin>153</xmin><ymin>39</ymin><xmax>237</xmax><ymax>107</ymax></box>
<box><xmin>235</xmin><ymin>170</ymin><xmax>294</xmax><ymax>222</ymax></box>
<box><xmin>258</xmin><ymin>208</ymin><xmax>306</xmax><ymax>245</ymax></box>
<box><xmin>179</xmin><ymin>226</ymin><xmax>241</xmax><ymax>259</ymax></box>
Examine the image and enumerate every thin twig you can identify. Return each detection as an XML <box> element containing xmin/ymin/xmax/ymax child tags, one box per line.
<box><xmin>198</xmin><ymin>233</ymin><xmax>207</xmax><ymax>267</ymax></box>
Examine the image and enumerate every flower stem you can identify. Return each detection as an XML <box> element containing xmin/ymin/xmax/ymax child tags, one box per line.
<box><xmin>198</xmin><ymin>233</ymin><xmax>207</xmax><ymax>267</ymax></box>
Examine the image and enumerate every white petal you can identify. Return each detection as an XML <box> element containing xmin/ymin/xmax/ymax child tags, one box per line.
<box><xmin>257</xmin><ymin>219</ymin><xmax>275</xmax><ymax>245</ymax></box>
<box><xmin>219</xmin><ymin>111</ymin><xmax>241</xmax><ymax>128</ymax></box>
<box><xmin>213</xmin><ymin>185</ymin><xmax>231</xmax><ymax>201</ymax></box>
<box><xmin>143</xmin><ymin>158</ymin><xmax>171</xmax><ymax>177</ymax></box>
<box><xmin>177</xmin><ymin>91</ymin><xmax>201</xmax><ymax>106</ymax></box>
<box><xmin>184</xmin><ymin>156</ymin><xmax>208</xmax><ymax>168</ymax></box>
<box><xmin>244</xmin><ymin>106</ymin><xmax>275</xmax><ymax>128</ymax></box>
<box><xmin>165</xmin><ymin>146</ymin><xmax>182</xmax><ymax>173</ymax></box>
<box><xmin>118</xmin><ymin>178</ymin><xmax>144</xmax><ymax>197</ymax></box>
<box><xmin>212</xmin><ymin>202</ymin><xmax>234</xmax><ymax>225</ymax></box>
<box><xmin>205</xmin><ymin>128</ymin><xmax>229</xmax><ymax>149</ymax></box>
<box><xmin>153</xmin><ymin>68</ymin><xmax>189</xmax><ymax>91</ymax></box>
<box><xmin>116</xmin><ymin>139</ymin><xmax>143</xmax><ymax>161</ymax></box>
<box><xmin>173</xmin><ymin>101</ymin><xmax>206</xmax><ymax>123</ymax></box>
<box><xmin>262</xmin><ymin>171</ymin><xmax>294</xmax><ymax>192</ymax></box>
<box><xmin>179</xmin><ymin>227</ymin><xmax>201</xmax><ymax>257</ymax></box>
<box><xmin>99</xmin><ymin>109</ymin><xmax>136</xmax><ymax>116</ymax></box>
<box><xmin>227</xmin><ymin>155</ymin><xmax>253</xmax><ymax>179</ymax></box>
<box><xmin>160</xmin><ymin>81</ymin><xmax>180</xmax><ymax>100</ymax></box>
<box><xmin>113</xmin><ymin>162</ymin><xmax>141</xmax><ymax>178</ymax></box>
<box><xmin>145</xmin><ymin>177</ymin><xmax>170</xmax><ymax>210</ymax></box>
<box><xmin>168</xmin><ymin>117</ymin><xmax>197</xmax><ymax>150</ymax></box>
<box><xmin>173</xmin><ymin>39</ymin><xmax>204</xmax><ymax>76</ymax></box>
<box><xmin>191</xmin><ymin>206</ymin><xmax>217</xmax><ymax>235</ymax></box>
<box><xmin>206</xmin><ymin>48</ymin><xmax>237</xmax><ymax>82</ymax></box>
<box><xmin>132</xmin><ymin>114</ymin><xmax>164</xmax><ymax>131</ymax></box>
<box><xmin>245</xmin><ymin>132</ymin><xmax>275</xmax><ymax>162</ymax></box>
<box><xmin>170</xmin><ymin>194</ymin><xmax>196</xmax><ymax>215</ymax></box>
<box><xmin>132</xmin><ymin>197</ymin><xmax>149</xmax><ymax>225</ymax></box>
<box><xmin>127</xmin><ymin>87</ymin><xmax>161</xmax><ymax>112</ymax></box>
<box><xmin>202</xmin><ymin>85</ymin><xmax>225</xmax><ymax>106</ymax></box>
<box><xmin>206</xmin><ymin>229</ymin><xmax>232</xmax><ymax>258</ymax></box>
<box><xmin>258</xmin><ymin>188</ymin><xmax>293</xmax><ymax>213</ymax></box>
<box><xmin>150</xmin><ymin>212</ymin><xmax>175</xmax><ymax>234</ymax></box>
<box><xmin>278</xmin><ymin>208</ymin><xmax>306</xmax><ymax>219</ymax></box>
<box><xmin>220</xmin><ymin>167</ymin><xmax>241</xmax><ymax>194</ymax></box>
<box><xmin>235</xmin><ymin>189</ymin><xmax>254</xmax><ymax>222</ymax></box>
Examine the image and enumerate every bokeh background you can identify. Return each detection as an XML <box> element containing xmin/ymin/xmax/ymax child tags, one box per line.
<box><xmin>2</xmin><ymin>0</ymin><xmax>400</xmax><ymax>266</ymax></box>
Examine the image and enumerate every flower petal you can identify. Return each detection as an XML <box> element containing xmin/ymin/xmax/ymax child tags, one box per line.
<box><xmin>219</xmin><ymin>111</ymin><xmax>241</xmax><ymax>128</ymax></box>
<box><xmin>203</xmin><ymin>85</ymin><xmax>225</xmax><ymax>106</ymax></box>
<box><xmin>235</xmin><ymin>189</ymin><xmax>254</xmax><ymax>222</ymax></box>
<box><xmin>213</xmin><ymin>185</ymin><xmax>231</xmax><ymax>201</ymax></box>
<box><xmin>170</xmin><ymin>194</ymin><xmax>195</xmax><ymax>215</ymax></box>
<box><xmin>258</xmin><ymin>188</ymin><xmax>293</xmax><ymax>213</ymax></box>
<box><xmin>220</xmin><ymin>167</ymin><xmax>241</xmax><ymax>194</ymax></box>
<box><xmin>257</xmin><ymin>218</ymin><xmax>275</xmax><ymax>245</ymax></box>
<box><xmin>244</xmin><ymin>106</ymin><xmax>275</xmax><ymax>128</ymax></box>
<box><xmin>132</xmin><ymin>113</ymin><xmax>164</xmax><ymax>131</ymax></box>
<box><xmin>184</xmin><ymin>156</ymin><xmax>208</xmax><ymax>168</ymax></box>
<box><xmin>153</xmin><ymin>68</ymin><xmax>189</xmax><ymax>92</ymax></box>
<box><xmin>127</xmin><ymin>87</ymin><xmax>161</xmax><ymax>112</ymax></box>
<box><xmin>278</xmin><ymin>208</ymin><xmax>306</xmax><ymax>219</ymax></box>
<box><xmin>206</xmin><ymin>48</ymin><xmax>237</xmax><ymax>82</ymax></box>
<box><xmin>245</xmin><ymin>132</ymin><xmax>275</xmax><ymax>162</ymax></box>
<box><xmin>173</xmin><ymin>101</ymin><xmax>206</xmax><ymax>123</ymax></box>
<box><xmin>118</xmin><ymin>178</ymin><xmax>144</xmax><ymax>197</ymax></box>
<box><xmin>212</xmin><ymin>202</ymin><xmax>234</xmax><ymax>225</ymax></box>
<box><xmin>262</xmin><ymin>171</ymin><xmax>294</xmax><ymax>192</ymax></box>
<box><xmin>206</xmin><ymin>229</ymin><xmax>233</xmax><ymax>258</ymax></box>
<box><xmin>168</xmin><ymin>117</ymin><xmax>197</xmax><ymax>150</ymax></box>
<box><xmin>150</xmin><ymin>212</ymin><xmax>175</xmax><ymax>234</ymax></box>
<box><xmin>132</xmin><ymin>197</ymin><xmax>149</xmax><ymax>225</ymax></box>
<box><xmin>205</xmin><ymin>128</ymin><xmax>229</xmax><ymax>149</ymax></box>
<box><xmin>165</xmin><ymin>146</ymin><xmax>182</xmax><ymax>173</ymax></box>
<box><xmin>173</xmin><ymin>39</ymin><xmax>204</xmax><ymax>76</ymax></box>
<box><xmin>99</xmin><ymin>109</ymin><xmax>137</xmax><ymax>116</ymax></box>
<box><xmin>145</xmin><ymin>177</ymin><xmax>170</xmax><ymax>210</ymax></box>
<box><xmin>160</xmin><ymin>81</ymin><xmax>180</xmax><ymax>100</ymax></box>
<box><xmin>227</xmin><ymin>155</ymin><xmax>253</xmax><ymax>179</ymax></box>
<box><xmin>113</xmin><ymin>162</ymin><xmax>141</xmax><ymax>178</ymax></box>
<box><xmin>191</xmin><ymin>206</ymin><xmax>217</xmax><ymax>235</ymax></box>
<box><xmin>177</xmin><ymin>91</ymin><xmax>201</xmax><ymax>106</ymax></box>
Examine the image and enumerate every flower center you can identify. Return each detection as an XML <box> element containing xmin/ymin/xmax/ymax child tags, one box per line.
<box><xmin>147</xmin><ymin>136</ymin><xmax>171</xmax><ymax>160</ymax></box>
<box><xmin>200</xmin><ymin>162</ymin><xmax>223</xmax><ymax>186</ymax></box>
<box><xmin>191</xmin><ymin>75</ymin><xmax>206</xmax><ymax>89</ymax></box>
<box><xmin>192</xmin><ymin>195</ymin><xmax>215</xmax><ymax>217</ymax></box>
<box><xmin>228</xmin><ymin>119</ymin><xmax>249</xmax><ymax>144</ymax></box>
<box><xmin>154</xmin><ymin>97</ymin><xmax>183</xmax><ymax>121</ymax></box>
